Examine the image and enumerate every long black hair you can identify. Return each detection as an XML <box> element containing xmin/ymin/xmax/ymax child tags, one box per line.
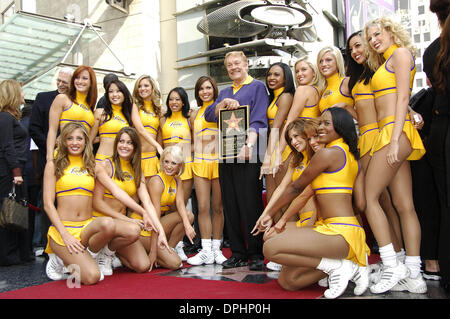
<box><xmin>103</xmin><ymin>79</ymin><xmax>133</xmax><ymax>125</ymax></box>
<box><xmin>345</xmin><ymin>30</ymin><xmax>374</xmax><ymax>93</ymax></box>
<box><xmin>165</xmin><ymin>87</ymin><xmax>190</xmax><ymax>118</ymax></box>
<box><xmin>266</xmin><ymin>62</ymin><xmax>296</xmax><ymax>102</ymax></box>
<box><xmin>326</xmin><ymin>107</ymin><xmax>360</xmax><ymax>160</ymax></box>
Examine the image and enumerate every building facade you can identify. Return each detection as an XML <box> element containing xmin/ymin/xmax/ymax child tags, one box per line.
<box><xmin>1</xmin><ymin>0</ymin><xmax>434</xmax><ymax>104</ymax></box>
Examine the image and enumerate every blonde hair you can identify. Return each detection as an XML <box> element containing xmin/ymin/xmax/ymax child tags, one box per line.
<box><xmin>0</xmin><ymin>79</ymin><xmax>22</xmax><ymax>119</ymax></box>
<box><xmin>364</xmin><ymin>16</ymin><xmax>418</xmax><ymax>71</ymax></box>
<box><xmin>160</xmin><ymin>145</ymin><xmax>185</xmax><ymax>176</ymax></box>
<box><xmin>54</xmin><ymin>122</ymin><xmax>95</xmax><ymax>180</ymax></box>
<box><xmin>316</xmin><ymin>46</ymin><xmax>346</xmax><ymax>92</ymax></box>
<box><xmin>133</xmin><ymin>75</ymin><xmax>162</xmax><ymax>116</ymax></box>
<box><xmin>294</xmin><ymin>56</ymin><xmax>320</xmax><ymax>87</ymax></box>
<box><xmin>224</xmin><ymin>51</ymin><xmax>248</xmax><ymax>65</ymax></box>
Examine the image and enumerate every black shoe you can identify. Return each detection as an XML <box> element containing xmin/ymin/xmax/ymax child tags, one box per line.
<box><xmin>249</xmin><ymin>259</ymin><xmax>264</xmax><ymax>271</ymax></box>
<box><xmin>222</xmin><ymin>256</ymin><xmax>248</xmax><ymax>269</ymax></box>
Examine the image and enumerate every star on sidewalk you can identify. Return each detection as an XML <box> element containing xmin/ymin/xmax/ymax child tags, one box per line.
<box><xmin>160</xmin><ymin>264</ymin><xmax>275</xmax><ymax>284</ymax></box>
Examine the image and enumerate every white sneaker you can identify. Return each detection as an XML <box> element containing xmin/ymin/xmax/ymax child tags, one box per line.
<box><xmin>318</xmin><ymin>277</ymin><xmax>329</xmax><ymax>287</ymax></box>
<box><xmin>112</xmin><ymin>255</ymin><xmax>123</xmax><ymax>269</ymax></box>
<box><xmin>213</xmin><ymin>250</ymin><xmax>227</xmax><ymax>265</ymax></box>
<box><xmin>175</xmin><ymin>243</ymin><xmax>188</xmax><ymax>261</ymax></box>
<box><xmin>390</xmin><ymin>274</ymin><xmax>428</xmax><ymax>294</ymax></box>
<box><xmin>324</xmin><ymin>259</ymin><xmax>357</xmax><ymax>299</ymax></box>
<box><xmin>369</xmin><ymin>262</ymin><xmax>410</xmax><ymax>294</ymax></box>
<box><xmin>187</xmin><ymin>249</ymin><xmax>214</xmax><ymax>265</ymax></box>
<box><xmin>96</xmin><ymin>251</ymin><xmax>113</xmax><ymax>276</ymax></box>
<box><xmin>352</xmin><ymin>265</ymin><xmax>370</xmax><ymax>296</ymax></box>
<box><xmin>46</xmin><ymin>254</ymin><xmax>68</xmax><ymax>281</ymax></box>
<box><xmin>266</xmin><ymin>261</ymin><xmax>282</xmax><ymax>272</ymax></box>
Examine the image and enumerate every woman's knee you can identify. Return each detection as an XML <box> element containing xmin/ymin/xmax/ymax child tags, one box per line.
<box><xmin>277</xmin><ymin>271</ymin><xmax>297</xmax><ymax>291</ymax></box>
<box><xmin>130</xmin><ymin>258</ymin><xmax>151</xmax><ymax>273</ymax></box>
<box><xmin>262</xmin><ymin>239</ymin><xmax>278</xmax><ymax>261</ymax></box>
<box><xmin>98</xmin><ymin>217</ymin><xmax>116</xmax><ymax>237</ymax></box>
<box><xmin>80</xmin><ymin>266</ymin><xmax>102</xmax><ymax>285</ymax></box>
<box><xmin>122</xmin><ymin>222</ymin><xmax>141</xmax><ymax>241</ymax></box>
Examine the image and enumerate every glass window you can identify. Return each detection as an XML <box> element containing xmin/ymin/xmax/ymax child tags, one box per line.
<box><xmin>414</xmin><ymin>34</ymin><xmax>420</xmax><ymax>42</ymax></box>
<box><xmin>1</xmin><ymin>2</ymin><xmax>15</xmax><ymax>24</ymax></box>
<box><xmin>418</xmin><ymin>5</ymin><xmax>425</xmax><ymax>14</ymax></box>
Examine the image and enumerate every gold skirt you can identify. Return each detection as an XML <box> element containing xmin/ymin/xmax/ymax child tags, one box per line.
<box><xmin>370</xmin><ymin>115</ymin><xmax>425</xmax><ymax>160</ymax></box>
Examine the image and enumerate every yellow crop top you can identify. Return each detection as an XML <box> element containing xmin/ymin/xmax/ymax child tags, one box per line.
<box><xmin>155</xmin><ymin>171</ymin><xmax>177</xmax><ymax>212</ymax></box>
<box><xmin>299</xmin><ymin>85</ymin><xmax>321</xmax><ymax>119</ymax></box>
<box><xmin>267</xmin><ymin>87</ymin><xmax>285</xmax><ymax>126</ymax></box>
<box><xmin>194</xmin><ymin>100</ymin><xmax>218</xmax><ymax>137</ymax></box>
<box><xmin>139</xmin><ymin>100</ymin><xmax>160</xmax><ymax>135</ymax></box>
<box><xmin>103</xmin><ymin>157</ymin><xmax>137</xmax><ymax>199</ymax></box>
<box><xmin>162</xmin><ymin>111</ymin><xmax>191</xmax><ymax>144</ymax></box>
<box><xmin>60</xmin><ymin>91</ymin><xmax>95</xmax><ymax>131</ymax></box>
<box><xmin>291</xmin><ymin>152</ymin><xmax>309</xmax><ymax>182</ymax></box>
<box><xmin>318</xmin><ymin>73</ymin><xmax>354</xmax><ymax>114</ymax></box>
<box><xmin>311</xmin><ymin>138</ymin><xmax>358</xmax><ymax>194</ymax></box>
<box><xmin>371</xmin><ymin>44</ymin><xmax>416</xmax><ymax>99</ymax></box>
<box><xmin>99</xmin><ymin>104</ymin><xmax>129</xmax><ymax>138</ymax></box>
<box><xmin>351</xmin><ymin>80</ymin><xmax>374</xmax><ymax>102</ymax></box>
<box><xmin>55</xmin><ymin>155</ymin><xmax>94</xmax><ymax>197</ymax></box>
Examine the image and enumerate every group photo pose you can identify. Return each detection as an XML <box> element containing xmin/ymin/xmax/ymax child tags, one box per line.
<box><xmin>3</xmin><ymin>1</ymin><xmax>449</xmax><ymax>301</ymax></box>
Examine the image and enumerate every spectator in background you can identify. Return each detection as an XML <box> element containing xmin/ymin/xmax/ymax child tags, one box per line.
<box><xmin>0</xmin><ymin>79</ymin><xmax>31</xmax><ymax>265</ymax></box>
<box><xmin>20</xmin><ymin>104</ymin><xmax>39</xmax><ymax>261</ymax></box>
<box><xmin>28</xmin><ymin>67</ymin><xmax>73</xmax><ymax>256</ymax></box>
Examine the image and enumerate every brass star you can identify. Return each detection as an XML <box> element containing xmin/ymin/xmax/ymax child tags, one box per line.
<box><xmin>224</xmin><ymin>111</ymin><xmax>243</xmax><ymax>134</ymax></box>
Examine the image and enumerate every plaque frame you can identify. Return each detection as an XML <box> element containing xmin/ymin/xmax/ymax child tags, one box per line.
<box><xmin>218</xmin><ymin>105</ymin><xmax>249</xmax><ymax>160</ymax></box>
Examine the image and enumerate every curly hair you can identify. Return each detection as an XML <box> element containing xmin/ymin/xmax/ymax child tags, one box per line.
<box><xmin>364</xmin><ymin>16</ymin><xmax>418</xmax><ymax>72</ymax></box>
<box><xmin>54</xmin><ymin>122</ymin><xmax>95</xmax><ymax>180</ymax></box>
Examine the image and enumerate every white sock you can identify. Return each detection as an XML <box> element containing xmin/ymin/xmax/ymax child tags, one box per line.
<box><xmin>102</xmin><ymin>245</ymin><xmax>115</xmax><ymax>256</ymax></box>
<box><xmin>201</xmin><ymin>239</ymin><xmax>212</xmax><ymax>251</ymax></box>
<box><xmin>176</xmin><ymin>241</ymin><xmax>184</xmax><ymax>248</ymax></box>
<box><xmin>86</xmin><ymin>248</ymin><xmax>99</xmax><ymax>258</ymax></box>
<box><xmin>316</xmin><ymin>258</ymin><xmax>342</xmax><ymax>274</ymax></box>
<box><xmin>379</xmin><ymin>243</ymin><xmax>397</xmax><ymax>268</ymax></box>
<box><xmin>396</xmin><ymin>248</ymin><xmax>406</xmax><ymax>263</ymax></box>
<box><xmin>212</xmin><ymin>239</ymin><xmax>221</xmax><ymax>251</ymax></box>
<box><xmin>405</xmin><ymin>256</ymin><xmax>421</xmax><ymax>279</ymax></box>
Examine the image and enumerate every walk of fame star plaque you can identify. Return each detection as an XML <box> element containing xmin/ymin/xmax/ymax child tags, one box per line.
<box><xmin>219</xmin><ymin>105</ymin><xmax>249</xmax><ymax>159</ymax></box>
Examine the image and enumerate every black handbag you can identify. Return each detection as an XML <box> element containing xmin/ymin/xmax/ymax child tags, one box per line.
<box><xmin>0</xmin><ymin>183</ymin><xmax>28</xmax><ymax>231</ymax></box>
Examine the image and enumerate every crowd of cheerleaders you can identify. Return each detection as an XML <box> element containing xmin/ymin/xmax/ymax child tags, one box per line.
<box><xmin>41</xmin><ymin>16</ymin><xmax>427</xmax><ymax>299</ymax></box>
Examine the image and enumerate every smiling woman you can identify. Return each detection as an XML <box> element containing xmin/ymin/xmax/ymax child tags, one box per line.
<box><xmin>316</xmin><ymin>47</ymin><xmax>355</xmax><ymax>118</ymax></box>
<box><xmin>46</xmin><ymin>66</ymin><xmax>97</xmax><ymax>162</ymax></box>
<box><xmin>254</xmin><ymin>108</ymin><xmax>369</xmax><ymax>299</ymax></box>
